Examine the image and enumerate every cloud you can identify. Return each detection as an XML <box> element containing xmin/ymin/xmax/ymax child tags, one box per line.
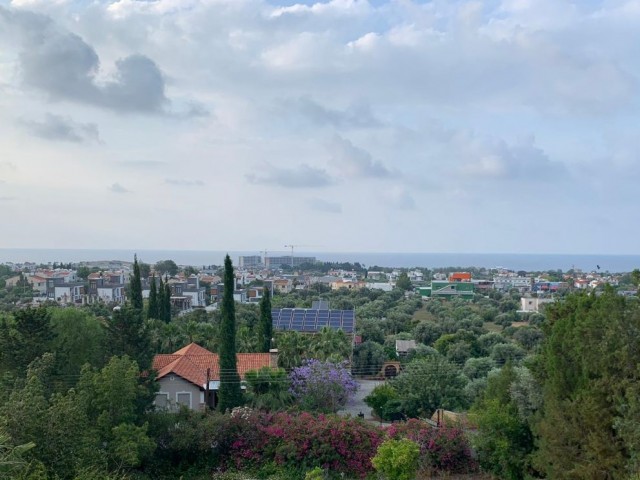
<box><xmin>117</xmin><ymin>160</ymin><xmax>165</xmax><ymax>168</ymax></box>
<box><xmin>19</xmin><ymin>113</ymin><xmax>100</xmax><ymax>143</ymax></box>
<box><xmin>0</xmin><ymin>162</ymin><xmax>17</xmax><ymax>171</ymax></box>
<box><xmin>458</xmin><ymin>136</ymin><xmax>566</xmax><ymax>181</ymax></box>
<box><xmin>165</xmin><ymin>179</ymin><xmax>205</xmax><ymax>187</ymax></box>
<box><xmin>246</xmin><ymin>163</ymin><xmax>334</xmax><ymax>188</ymax></box>
<box><xmin>285</xmin><ymin>96</ymin><xmax>381</xmax><ymax>128</ymax></box>
<box><xmin>2</xmin><ymin>7</ymin><xmax>168</xmax><ymax>114</ymax></box>
<box><xmin>328</xmin><ymin>135</ymin><xmax>395</xmax><ymax>179</ymax></box>
<box><xmin>308</xmin><ymin>197</ymin><xmax>342</xmax><ymax>213</ymax></box>
<box><xmin>109</xmin><ymin>183</ymin><xmax>130</xmax><ymax>193</ymax></box>
<box><xmin>0</xmin><ymin>196</ymin><xmax>16</xmax><ymax>202</ymax></box>
<box><xmin>384</xmin><ymin>187</ymin><xmax>416</xmax><ymax>210</ymax></box>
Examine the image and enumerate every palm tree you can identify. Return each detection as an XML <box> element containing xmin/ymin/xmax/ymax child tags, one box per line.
<box><xmin>275</xmin><ymin>331</ymin><xmax>309</xmax><ymax>370</ymax></box>
<box><xmin>308</xmin><ymin>327</ymin><xmax>351</xmax><ymax>361</ymax></box>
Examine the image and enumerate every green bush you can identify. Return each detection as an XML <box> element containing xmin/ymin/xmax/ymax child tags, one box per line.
<box><xmin>364</xmin><ymin>383</ymin><xmax>398</xmax><ymax>420</ymax></box>
<box><xmin>372</xmin><ymin>438</ymin><xmax>420</xmax><ymax>480</ymax></box>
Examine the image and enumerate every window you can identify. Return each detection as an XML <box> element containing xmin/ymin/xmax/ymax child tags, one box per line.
<box><xmin>154</xmin><ymin>393</ymin><xmax>169</xmax><ymax>409</ymax></box>
<box><xmin>176</xmin><ymin>392</ymin><xmax>191</xmax><ymax>409</ymax></box>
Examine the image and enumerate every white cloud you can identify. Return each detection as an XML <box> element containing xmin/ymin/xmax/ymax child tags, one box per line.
<box><xmin>0</xmin><ymin>0</ymin><xmax>638</xmax><ymax>253</ymax></box>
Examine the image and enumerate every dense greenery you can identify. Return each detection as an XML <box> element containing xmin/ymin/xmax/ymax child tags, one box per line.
<box><xmin>1</xmin><ymin>257</ymin><xmax>639</xmax><ymax>479</ymax></box>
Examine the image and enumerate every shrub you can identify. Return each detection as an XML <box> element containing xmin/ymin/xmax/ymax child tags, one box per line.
<box><xmin>372</xmin><ymin>438</ymin><xmax>420</xmax><ymax>480</ymax></box>
<box><xmin>388</xmin><ymin>419</ymin><xmax>478</xmax><ymax>475</ymax></box>
<box><xmin>289</xmin><ymin>360</ymin><xmax>358</xmax><ymax>413</ymax></box>
<box><xmin>364</xmin><ymin>383</ymin><xmax>399</xmax><ymax>420</ymax></box>
<box><xmin>228</xmin><ymin>411</ymin><xmax>384</xmax><ymax>478</ymax></box>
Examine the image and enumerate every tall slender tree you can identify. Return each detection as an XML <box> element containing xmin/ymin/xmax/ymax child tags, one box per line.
<box><xmin>217</xmin><ymin>254</ymin><xmax>242</xmax><ymax>412</ymax></box>
<box><xmin>147</xmin><ymin>275</ymin><xmax>158</xmax><ymax>320</ymax></box>
<box><xmin>163</xmin><ymin>281</ymin><xmax>172</xmax><ymax>323</ymax></box>
<box><xmin>129</xmin><ymin>255</ymin><xmax>143</xmax><ymax>311</ymax></box>
<box><xmin>258</xmin><ymin>286</ymin><xmax>273</xmax><ymax>353</ymax></box>
<box><xmin>157</xmin><ymin>276</ymin><xmax>166</xmax><ymax>321</ymax></box>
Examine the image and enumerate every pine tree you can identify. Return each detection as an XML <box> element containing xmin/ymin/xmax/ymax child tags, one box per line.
<box><xmin>147</xmin><ymin>275</ymin><xmax>158</xmax><ymax>320</ymax></box>
<box><xmin>258</xmin><ymin>287</ymin><xmax>273</xmax><ymax>353</ymax></box>
<box><xmin>129</xmin><ymin>255</ymin><xmax>143</xmax><ymax>311</ymax></box>
<box><xmin>217</xmin><ymin>254</ymin><xmax>242</xmax><ymax>412</ymax></box>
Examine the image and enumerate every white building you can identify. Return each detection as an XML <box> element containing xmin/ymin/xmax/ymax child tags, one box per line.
<box><xmin>520</xmin><ymin>297</ymin><xmax>555</xmax><ymax>313</ymax></box>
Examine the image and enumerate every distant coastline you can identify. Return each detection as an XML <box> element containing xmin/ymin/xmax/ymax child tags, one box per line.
<box><xmin>1</xmin><ymin>248</ymin><xmax>639</xmax><ymax>272</ymax></box>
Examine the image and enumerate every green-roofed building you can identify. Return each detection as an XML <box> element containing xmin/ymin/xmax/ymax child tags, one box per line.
<box><xmin>418</xmin><ymin>281</ymin><xmax>475</xmax><ymax>300</ymax></box>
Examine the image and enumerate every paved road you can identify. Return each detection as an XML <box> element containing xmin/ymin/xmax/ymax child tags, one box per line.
<box><xmin>338</xmin><ymin>379</ymin><xmax>385</xmax><ymax>421</ymax></box>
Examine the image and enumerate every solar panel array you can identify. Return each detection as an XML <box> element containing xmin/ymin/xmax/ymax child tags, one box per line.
<box><xmin>271</xmin><ymin>309</ymin><xmax>355</xmax><ymax>333</ymax></box>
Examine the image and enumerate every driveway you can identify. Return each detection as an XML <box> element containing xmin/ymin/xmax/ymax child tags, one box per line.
<box><xmin>338</xmin><ymin>379</ymin><xmax>385</xmax><ymax>421</ymax></box>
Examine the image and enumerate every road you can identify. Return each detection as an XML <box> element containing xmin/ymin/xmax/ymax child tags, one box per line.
<box><xmin>338</xmin><ymin>379</ymin><xmax>385</xmax><ymax>421</ymax></box>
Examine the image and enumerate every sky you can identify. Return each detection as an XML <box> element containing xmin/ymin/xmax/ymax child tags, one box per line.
<box><xmin>0</xmin><ymin>0</ymin><xmax>638</xmax><ymax>254</ymax></box>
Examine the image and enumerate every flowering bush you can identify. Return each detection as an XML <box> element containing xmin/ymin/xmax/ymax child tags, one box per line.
<box><xmin>289</xmin><ymin>359</ymin><xmax>358</xmax><ymax>413</ymax></box>
<box><xmin>226</xmin><ymin>410</ymin><xmax>384</xmax><ymax>478</ymax></box>
<box><xmin>387</xmin><ymin>419</ymin><xmax>478</xmax><ymax>475</ymax></box>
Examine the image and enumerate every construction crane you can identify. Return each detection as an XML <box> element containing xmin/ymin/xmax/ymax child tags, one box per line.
<box><xmin>284</xmin><ymin>244</ymin><xmax>312</xmax><ymax>267</ymax></box>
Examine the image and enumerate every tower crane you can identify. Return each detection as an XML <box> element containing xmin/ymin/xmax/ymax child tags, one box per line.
<box><xmin>284</xmin><ymin>244</ymin><xmax>312</xmax><ymax>267</ymax></box>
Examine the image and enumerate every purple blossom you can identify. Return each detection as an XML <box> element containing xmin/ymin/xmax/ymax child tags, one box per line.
<box><xmin>289</xmin><ymin>359</ymin><xmax>359</xmax><ymax>413</ymax></box>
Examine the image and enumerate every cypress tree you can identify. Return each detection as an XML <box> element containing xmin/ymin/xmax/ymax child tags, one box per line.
<box><xmin>163</xmin><ymin>282</ymin><xmax>172</xmax><ymax>323</ymax></box>
<box><xmin>158</xmin><ymin>276</ymin><xmax>167</xmax><ymax>323</ymax></box>
<box><xmin>147</xmin><ymin>275</ymin><xmax>158</xmax><ymax>320</ymax></box>
<box><xmin>130</xmin><ymin>254</ymin><xmax>143</xmax><ymax>311</ymax></box>
<box><xmin>258</xmin><ymin>286</ymin><xmax>273</xmax><ymax>353</ymax></box>
<box><xmin>217</xmin><ymin>254</ymin><xmax>242</xmax><ymax>412</ymax></box>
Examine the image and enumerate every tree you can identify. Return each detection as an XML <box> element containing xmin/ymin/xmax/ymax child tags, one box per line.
<box><xmin>217</xmin><ymin>255</ymin><xmax>243</xmax><ymax>412</ymax></box>
<box><xmin>147</xmin><ymin>275</ymin><xmax>159</xmax><ymax>320</ymax></box>
<box><xmin>258</xmin><ymin>287</ymin><xmax>273</xmax><ymax>353</ymax></box>
<box><xmin>307</xmin><ymin>326</ymin><xmax>351</xmax><ymax>362</ymax></box>
<box><xmin>138</xmin><ymin>262</ymin><xmax>151</xmax><ymax>280</ymax></box>
<box><xmin>275</xmin><ymin>331</ymin><xmax>309</xmax><ymax>369</ymax></box>
<box><xmin>472</xmin><ymin>365</ymin><xmax>535</xmax><ymax>480</ymax></box>
<box><xmin>163</xmin><ymin>281</ymin><xmax>172</xmax><ymax>323</ymax></box>
<box><xmin>391</xmin><ymin>355</ymin><xmax>468</xmax><ymax>418</ymax></box>
<box><xmin>352</xmin><ymin>341</ymin><xmax>386</xmax><ymax>377</ymax></box>
<box><xmin>289</xmin><ymin>359</ymin><xmax>358</xmax><ymax>413</ymax></box>
<box><xmin>129</xmin><ymin>255</ymin><xmax>143</xmax><ymax>311</ymax></box>
<box><xmin>154</xmin><ymin>260</ymin><xmax>178</xmax><ymax>277</ymax></box>
<box><xmin>0</xmin><ymin>307</ymin><xmax>53</xmax><ymax>375</ymax></box>
<box><xmin>532</xmin><ymin>290</ymin><xmax>640</xmax><ymax>478</ymax></box>
<box><xmin>50</xmin><ymin>308</ymin><xmax>105</xmax><ymax>381</ymax></box>
<box><xmin>395</xmin><ymin>272</ymin><xmax>412</xmax><ymax>291</ymax></box>
<box><xmin>105</xmin><ymin>305</ymin><xmax>152</xmax><ymax>369</ymax></box>
<box><xmin>244</xmin><ymin>366</ymin><xmax>292</xmax><ymax>411</ymax></box>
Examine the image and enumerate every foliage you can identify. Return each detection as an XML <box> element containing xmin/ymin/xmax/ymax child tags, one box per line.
<box><xmin>0</xmin><ymin>431</ymin><xmax>35</xmax><ymax>479</ymax></box>
<box><xmin>218</xmin><ymin>255</ymin><xmax>243</xmax><ymax>412</ymax></box>
<box><xmin>364</xmin><ymin>383</ymin><xmax>399</xmax><ymax>421</ymax></box>
<box><xmin>258</xmin><ymin>288</ymin><xmax>273</xmax><ymax>353</ymax></box>
<box><xmin>533</xmin><ymin>290</ymin><xmax>640</xmax><ymax>478</ymax></box>
<box><xmin>129</xmin><ymin>255</ymin><xmax>143</xmax><ymax>311</ymax></box>
<box><xmin>352</xmin><ymin>341</ymin><xmax>386</xmax><ymax>377</ymax></box>
<box><xmin>289</xmin><ymin>360</ymin><xmax>358</xmax><ymax>413</ymax></box>
<box><xmin>244</xmin><ymin>367</ymin><xmax>292</xmax><ymax>411</ymax></box>
<box><xmin>147</xmin><ymin>275</ymin><xmax>158</xmax><ymax>320</ymax></box>
<box><xmin>105</xmin><ymin>305</ymin><xmax>152</xmax><ymax>369</ymax></box>
<box><xmin>390</xmin><ymin>355</ymin><xmax>468</xmax><ymax>418</ymax></box>
<box><xmin>0</xmin><ymin>307</ymin><xmax>53</xmax><ymax>375</ymax></box>
<box><xmin>154</xmin><ymin>260</ymin><xmax>178</xmax><ymax>277</ymax></box>
<box><xmin>227</xmin><ymin>410</ymin><xmax>385</xmax><ymax>478</ymax></box>
<box><xmin>371</xmin><ymin>438</ymin><xmax>420</xmax><ymax>480</ymax></box>
<box><xmin>50</xmin><ymin>308</ymin><xmax>105</xmax><ymax>383</ymax></box>
<box><xmin>387</xmin><ymin>419</ymin><xmax>478</xmax><ymax>474</ymax></box>
<box><xmin>395</xmin><ymin>272</ymin><xmax>412</xmax><ymax>291</ymax></box>
<box><xmin>472</xmin><ymin>365</ymin><xmax>535</xmax><ymax>480</ymax></box>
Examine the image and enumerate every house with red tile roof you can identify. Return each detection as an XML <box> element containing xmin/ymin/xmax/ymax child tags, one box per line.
<box><xmin>152</xmin><ymin>343</ymin><xmax>278</xmax><ymax>410</ymax></box>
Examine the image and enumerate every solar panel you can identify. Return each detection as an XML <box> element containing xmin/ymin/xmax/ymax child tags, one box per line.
<box><xmin>271</xmin><ymin>308</ymin><xmax>355</xmax><ymax>333</ymax></box>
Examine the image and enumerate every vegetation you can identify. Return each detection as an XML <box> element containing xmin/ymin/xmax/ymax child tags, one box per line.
<box><xmin>218</xmin><ymin>255</ymin><xmax>243</xmax><ymax>412</ymax></box>
<box><xmin>1</xmin><ymin>257</ymin><xmax>639</xmax><ymax>479</ymax></box>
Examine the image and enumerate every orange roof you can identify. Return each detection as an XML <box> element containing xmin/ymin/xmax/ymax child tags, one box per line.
<box><xmin>152</xmin><ymin>343</ymin><xmax>274</xmax><ymax>388</ymax></box>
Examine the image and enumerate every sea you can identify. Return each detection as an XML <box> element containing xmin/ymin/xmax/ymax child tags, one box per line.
<box><xmin>1</xmin><ymin>249</ymin><xmax>639</xmax><ymax>273</ymax></box>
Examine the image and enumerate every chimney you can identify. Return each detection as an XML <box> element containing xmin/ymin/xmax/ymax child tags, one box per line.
<box><xmin>269</xmin><ymin>348</ymin><xmax>279</xmax><ymax>368</ymax></box>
